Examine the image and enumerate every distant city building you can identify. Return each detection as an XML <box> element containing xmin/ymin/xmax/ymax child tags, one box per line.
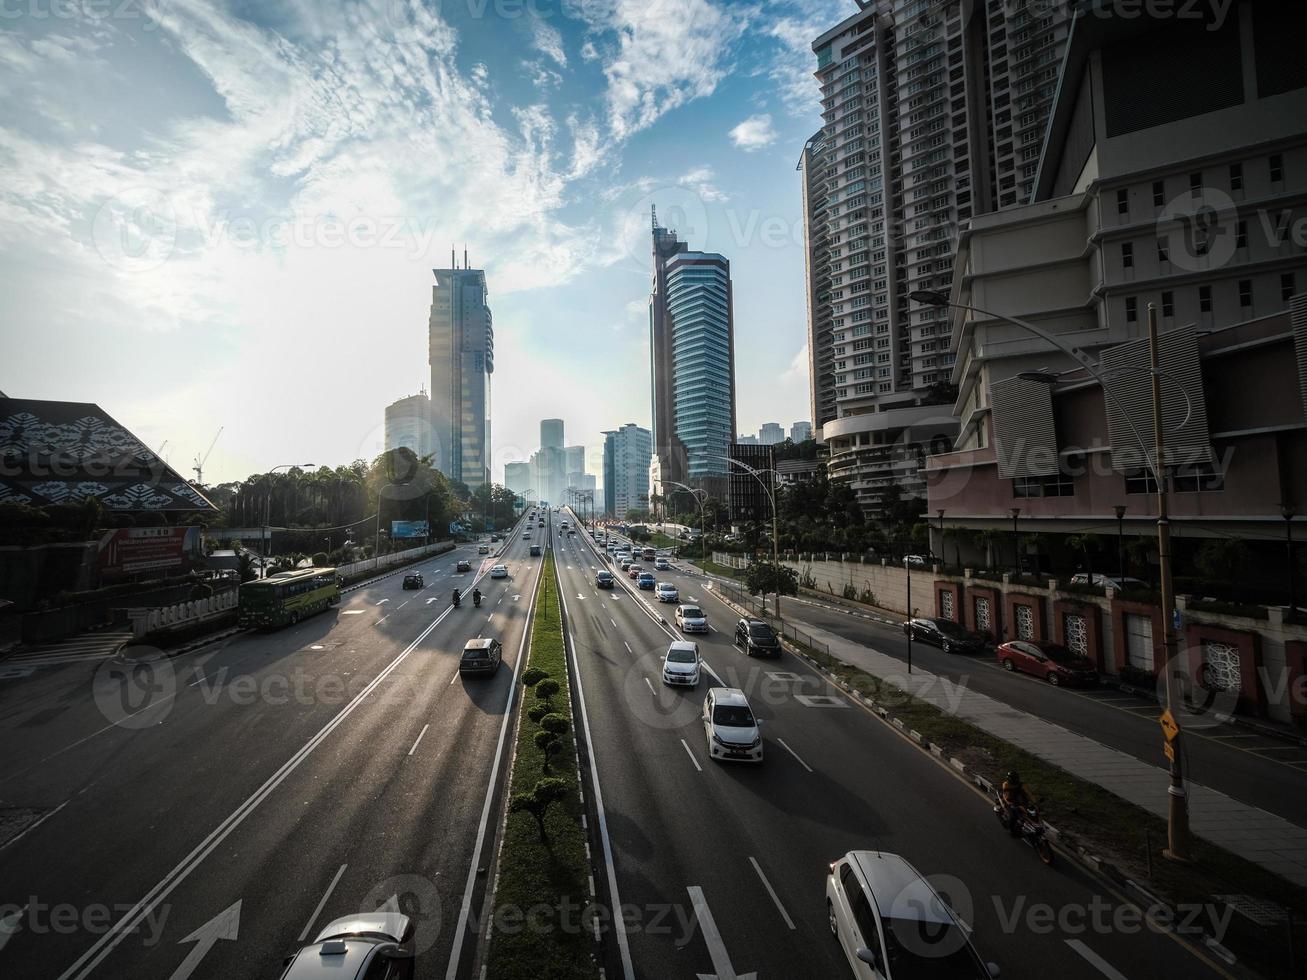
<box><xmin>541</xmin><ymin>419</ymin><xmax>564</xmax><ymax>450</ymax></box>
<box><xmin>564</xmin><ymin>445</ymin><xmax>586</xmax><ymax>493</ymax></box>
<box><xmin>384</xmin><ymin>391</ymin><xmax>438</xmax><ymax>463</ymax></box>
<box><xmin>529</xmin><ymin>419</ymin><xmax>567</xmax><ymax>504</ymax></box>
<box><xmin>603</xmin><ymin>424</ymin><xmax>652</xmax><ymax>517</ymax></box>
<box><xmin>429</xmin><ymin>257</ymin><xmax>494</xmax><ymax>488</ymax></box>
<box><xmin>649</xmin><ymin>208</ymin><xmax>736</xmax><ymax>494</ymax></box>
<box><xmin>790</xmin><ymin>421</ymin><xmax>812</xmax><ymax>443</ymax></box>
<box><xmin>504</xmin><ymin>460</ymin><xmax>531</xmax><ymax>498</ymax></box>
<box><xmin>776</xmin><ymin>458</ymin><xmax>821</xmax><ymax>486</ymax></box>
<box><xmin>737</xmin><ymin>434</ymin><xmax>759</xmax><ymax>446</ymax></box>
<box><xmin>758</xmin><ymin>422</ymin><xmax>785</xmax><ymax>445</ymax></box>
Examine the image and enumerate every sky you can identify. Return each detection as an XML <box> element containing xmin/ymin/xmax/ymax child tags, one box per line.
<box><xmin>0</xmin><ymin>0</ymin><xmax>850</xmax><ymax>485</ymax></box>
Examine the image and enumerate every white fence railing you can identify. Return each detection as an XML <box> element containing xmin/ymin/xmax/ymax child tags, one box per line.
<box><xmin>126</xmin><ymin>589</ymin><xmax>239</xmax><ymax>638</ymax></box>
<box><xmin>337</xmin><ymin>540</ymin><xmax>454</xmax><ymax>579</ymax></box>
<box><xmin>712</xmin><ymin>551</ymin><xmax>750</xmax><ymax>569</ymax></box>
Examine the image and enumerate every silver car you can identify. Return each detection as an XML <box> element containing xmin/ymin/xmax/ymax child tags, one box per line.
<box><xmin>278</xmin><ymin>912</ymin><xmax>414</xmax><ymax>979</ymax></box>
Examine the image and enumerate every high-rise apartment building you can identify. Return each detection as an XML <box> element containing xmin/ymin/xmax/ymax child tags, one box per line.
<box><xmin>603</xmin><ymin>424</ymin><xmax>652</xmax><ymax>518</ymax></box>
<box><xmin>384</xmin><ymin>391</ymin><xmax>438</xmax><ymax>463</ymax></box>
<box><xmin>804</xmin><ymin>0</ymin><xmax>1070</xmax><ymax>515</ymax></box>
<box><xmin>649</xmin><ymin>209</ymin><xmax>737</xmax><ymax>494</ymax></box>
<box><xmin>790</xmin><ymin>421</ymin><xmax>813</xmax><ymax>443</ymax></box>
<box><xmin>429</xmin><ymin>259</ymin><xmax>494</xmax><ymax>488</ymax></box>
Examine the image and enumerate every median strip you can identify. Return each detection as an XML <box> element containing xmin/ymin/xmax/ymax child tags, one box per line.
<box><xmin>485</xmin><ymin>551</ymin><xmax>595</xmax><ymax>979</ymax></box>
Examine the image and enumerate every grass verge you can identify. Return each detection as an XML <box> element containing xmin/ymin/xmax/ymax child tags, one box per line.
<box><xmin>784</xmin><ymin>632</ymin><xmax>1307</xmax><ymax>978</ymax></box>
<box><xmin>485</xmin><ymin>550</ymin><xmax>593</xmax><ymax>979</ymax></box>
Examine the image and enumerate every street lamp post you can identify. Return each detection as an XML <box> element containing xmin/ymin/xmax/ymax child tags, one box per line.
<box><xmin>698</xmin><ymin>453</ymin><xmax>784</xmax><ymax>629</ymax></box>
<box><xmin>1284</xmin><ymin>504</ymin><xmax>1298</xmax><ymax>620</ymax></box>
<box><xmin>1114</xmin><ymin>505</ymin><xmax>1128</xmax><ymax>582</ymax></box>
<box><xmin>936</xmin><ymin>509</ymin><xmax>945</xmax><ymax>567</ymax></box>
<box><xmin>263</xmin><ymin>463</ymin><xmax>313</xmax><ymax>575</ymax></box>
<box><xmin>374</xmin><ymin>482</ymin><xmax>402</xmax><ymax>571</ymax></box>
<box><xmin>655</xmin><ymin>479</ymin><xmax>708</xmax><ymax>563</ymax></box>
<box><xmin>910</xmin><ymin>289</ymin><xmax>1193</xmax><ymax>862</ymax></box>
<box><xmin>1010</xmin><ymin>507</ymin><xmax>1021</xmax><ymax>576</ymax></box>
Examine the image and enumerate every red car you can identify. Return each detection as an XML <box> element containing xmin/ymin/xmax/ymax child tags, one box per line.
<box><xmin>997</xmin><ymin>640</ymin><xmax>1098</xmax><ymax>686</ymax></box>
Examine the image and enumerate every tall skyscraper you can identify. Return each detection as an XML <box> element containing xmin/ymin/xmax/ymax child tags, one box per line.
<box><xmin>504</xmin><ymin>460</ymin><xmax>531</xmax><ymax>498</ymax></box>
<box><xmin>603</xmin><ymin>424</ymin><xmax>652</xmax><ymax>518</ymax></box>
<box><xmin>790</xmin><ymin>421</ymin><xmax>813</xmax><ymax>443</ymax></box>
<box><xmin>429</xmin><ymin>258</ymin><xmax>494</xmax><ymax>488</ymax></box>
<box><xmin>540</xmin><ymin>419</ymin><xmax>564</xmax><ymax>450</ymax></box>
<box><xmin>384</xmin><ymin>391</ymin><xmax>438</xmax><ymax>462</ymax></box>
<box><xmin>758</xmin><ymin>422</ymin><xmax>785</xmax><ymax>445</ymax></box>
<box><xmin>649</xmin><ymin>208</ymin><xmax>736</xmax><ymax>495</ymax></box>
<box><xmin>804</xmin><ymin>1</ymin><xmax>1070</xmax><ymax>514</ymax></box>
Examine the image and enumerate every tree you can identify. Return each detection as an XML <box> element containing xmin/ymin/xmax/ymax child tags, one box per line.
<box><xmin>744</xmin><ymin>561</ymin><xmax>799</xmax><ymax>598</ymax></box>
<box><xmin>508</xmin><ymin>777</ymin><xmax>570</xmax><ymax>842</ymax></box>
<box><xmin>1195</xmin><ymin>538</ymin><xmax>1249</xmax><ymax>583</ymax></box>
<box><xmin>533</xmin><ymin>729</ymin><xmax>562</xmax><ymax>773</ymax></box>
<box><xmin>1066</xmin><ymin>533</ymin><xmax>1102</xmax><ymax>582</ymax></box>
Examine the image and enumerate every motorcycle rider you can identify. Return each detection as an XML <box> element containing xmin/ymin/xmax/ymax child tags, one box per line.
<box><xmin>1001</xmin><ymin>770</ymin><xmax>1034</xmax><ymax>838</ymax></box>
<box><xmin>452</xmin><ymin>588</ymin><xmax>461</xmax><ymax>607</ymax></box>
<box><xmin>472</xmin><ymin>587</ymin><xmax>482</xmax><ymax>607</ymax></box>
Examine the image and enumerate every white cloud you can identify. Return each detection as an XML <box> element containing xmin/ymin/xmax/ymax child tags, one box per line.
<box><xmin>531</xmin><ymin>16</ymin><xmax>567</xmax><ymax>67</ymax></box>
<box><xmin>729</xmin><ymin>113</ymin><xmax>777</xmax><ymax>151</ymax></box>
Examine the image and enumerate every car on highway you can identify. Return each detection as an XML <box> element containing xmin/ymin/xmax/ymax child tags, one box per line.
<box><xmin>661</xmin><ymin>641</ymin><xmax>701</xmax><ymax>687</ymax></box>
<box><xmin>903</xmin><ymin>553</ymin><xmax>940</xmax><ymax>568</ymax></box>
<box><xmin>538</xmin><ymin>519</ymin><xmax>546</xmax><ymax>527</ymax></box>
<box><xmin>997</xmin><ymin>639</ymin><xmax>1098</xmax><ymax>686</ymax></box>
<box><xmin>277</xmin><ymin>911</ymin><xmax>415</xmax><ymax>980</ymax></box>
<box><xmin>459</xmin><ymin>637</ymin><xmax>502</xmax><ymax>676</ymax></box>
<box><xmin>402</xmin><ymin>572</ymin><xmax>424</xmax><ymax>590</ymax></box>
<box><xmin>596</xmin><ymin>570</ymin><xmax>615</xmax><ymax>588</ymax></box>
<box><xmin>637</xmin><ymin>572</ymin><xmax>655</xmax><ymax>590</ymax></box>
<box><xmin>627</xmin><ymin>563</ymin><xmax>644</xmax><ymax>579</ymax></box>
<box><xmin>490</xmin><ymin>564</ymin><xmax>509</xmax><ymax>579</ymax></box>
<box><xmin>456</xmin><ymin>560</ymin><xmax>471</xmax><ymax>573</ymax></box>
<box><xmin>619</xmin><ymin>558</ymin><xmax>633</xmax><ymax>572</ymax></box>
<box><xmin>530</xmin><ymin>545</ymin><xmax>542</xmax><ymax>556</ymax></box>
<box><xmin>826</xmin><ymin>850</ymin><xmax>997</xmax><ymax>979</ymax></box>
<box><xmin>523</xmin><ymin>530</ymin><xmax>531</xmax><ymax>539</ymax></box>
<box><xmin>653</xmin><ymin>557</ymin><xmax>670</xmax><ymax>570</ymax></box>
<box><xmin>675</xmin><ymin>604</ymin><xmax>708</xmax><ymax>633</ymax></box>
<box><xmin>478</xmin><ymin>544</ymin><xmax>489</xmax><ymax>554</ymax></box>
<box><xmin>735</xmin><ymin>618</ymin><xmax>781</xmax><ymax>658</ymax></box>
<box><xmin>702</xmin><ymin>688</ymin><xmax>762</xmax><ymax>762</ymax></box>
<box><xmin>642</xmin><ymin>547</ymin><xmax>657</xmax><ymax>561</ymax></box>
<box><xmin>655</xmin><ymin>582</ymin><xmax>678</xmax><ymax>602</ymax></box>
<box><xmin>903</xmin><ymin>617</ymin><xmax>988</xmax><ymax>655</ymax></box>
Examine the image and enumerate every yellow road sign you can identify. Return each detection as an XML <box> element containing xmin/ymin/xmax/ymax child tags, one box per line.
<box><xmin>1159</xmin><ymin>708</ymin><xmax>1179</xmax><ymax>742</ymax></box>
<box><xmin>1163</xmin><ymin>741</ymin><xmax>1175</xmax><ymax>762</ymax></box>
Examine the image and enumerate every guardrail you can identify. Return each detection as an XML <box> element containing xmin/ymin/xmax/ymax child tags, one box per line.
<box><xmin>336</xmin><ymin>540</ymin><xmax>453</xmax><ymax>579</ymax></box>
<box><xmin>123</xmin><ymin>589</ymin><xmax>239</xmax><ymax>638</ymax></box>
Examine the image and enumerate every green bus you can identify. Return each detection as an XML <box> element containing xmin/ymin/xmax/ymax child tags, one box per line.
<box><xmin>239</xmin><ymin>567</ymin><xmax>342</xmax><ymax>628</ymax></box>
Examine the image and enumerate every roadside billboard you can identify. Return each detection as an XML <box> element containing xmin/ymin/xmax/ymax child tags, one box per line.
<box><xmin>391</xmin><ymin>520</ymin><xmax>429</xmax><ymax>539</ymax></box>
<box><xmin>98</xmin><ymin>527</ymin><xmax>203</xmax><ymax>578</ymax></box>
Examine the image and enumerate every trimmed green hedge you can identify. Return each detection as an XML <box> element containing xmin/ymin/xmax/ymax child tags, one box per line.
<box><xmin>485</xmin><ymin>551</ymin><xmax>593</xmax><ymax>979</ymax></box>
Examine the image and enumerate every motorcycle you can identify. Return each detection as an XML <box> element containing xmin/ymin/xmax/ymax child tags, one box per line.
<box><xmin>452</xmin><ymin>591</ymin><xmax>461</xmax><ymax>609</ymax></box>
<box><xmin>994</xmin><ymin>792</ymin><xmax>1054</xmax><ymax>866</ymax></box>
<box><xmin>472</xmin><ymin>590</ymin><xmax>482</xmax><ymax>608</ymax></box>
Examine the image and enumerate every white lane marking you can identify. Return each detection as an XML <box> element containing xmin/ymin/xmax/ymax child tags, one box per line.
<box><xmin>687</xmin><ymin>886</ymin><xmax>755</xmax><ymax>980</ymax></box>
<box><xmin>644</xmin><ymin>677</ymin><xmax>656</xmax><ymax>697</ymax></box>
<box><xmin>776</xmin><ymin>738</ymin><xmax>814</xmax><ymax>773</ymax></box>
<box><xmin>0</xmin><ymin>903</ymin><xmax>29</xmax><ymax>953</ymax></box>
<box><xmin>558</xmin><ymin>591</ymin><xmax>635</xmax><ymax>980</ymax></box>
<box><xmin>342</xmin><ymin>610</ymin><xmax>364</xmax><ymax>616</ymax></box>
<box><xmin>748</xmin><ymin>857</ymin><xmax>796</xmax><ymax>930</ymax></box>
<box><xmin>1065</xmin><ymin>940</ymin><xmax>1130</xmax><ymax>980</ymax></box>
<box><xmin>298</xmin><ymin>864</ymin><xmax>347</xmax><ymax>940</ymax></box>
<box><xmin>408</xmin><ymin>724</ymin><xmax>430</xmax><ymax>756</ymax></box>
<box><xmin>0</xmin><ymin>801</ymin><xmax>67</xmax><ymax>853</ymax></box>
<box><xmin>375</xmin><ymin>616</ymin><xmax>389</xmax><ymax>625</ymax></box>
<box><xmin>397</xmin><ymin>600</ymin><xmax>410</xmax><ymax>610</ymax></box>
<box><xmin>623</xmin><ymin>641</ymin><xmax>632</xmax><ymax>653</ymax></box>
<box><xmin>610</xmin><ymin>618</ymin><xmax>618</xmax><ymax>628</ymax></box>
<box><xmin>376</xmin><ymin>598</ymin><xmax>389</xmax><ymax>605</ymax></box>
<box><xmin>701</xmin><ymin>662</ymin><xmax>724</xmax><ymax>686</ymax></box>
<box><xmin>681</xmin><ymin>739</ymin><xmax>703</xmax><ymax>772</ymax></box>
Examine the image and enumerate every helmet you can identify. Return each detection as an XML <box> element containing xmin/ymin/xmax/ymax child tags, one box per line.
<box><xmin>1005</xmin><ymin>770</ymin><xmax>1021</xmax><ymax>786</ymax></box>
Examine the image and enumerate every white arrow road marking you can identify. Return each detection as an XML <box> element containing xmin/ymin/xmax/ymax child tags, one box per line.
<box><xmin>576</xmin><ymin>594</ymin><xmax>585</xmax><ymax>600</ymax></box>
<box><xmin>0</xmin><ymin>905</ymin><xmax>27</xmax><ymax>953</ymax></box>
<box><xmin>169</xmin><ymin>900</ymin><xmax>240</xmax><ymax>980</ymax></box>
<box><xmin>513</xmin><ymin>594</ymin><xmax>522</xmax><ymax>601</ymax></box>
<box><xmin>425</xmin><ymin>598</ymin><xmax>439</xmax><ymax>605</ymax></box>
<box><xmin>376</xmin><ymin>598</ymin><xmax>389</xmax><ymax>605</ymax></box>
<box><xmin>687</xmin><ymin>886</ymin><xmax>756</xmax><ymax>980</ymax></box>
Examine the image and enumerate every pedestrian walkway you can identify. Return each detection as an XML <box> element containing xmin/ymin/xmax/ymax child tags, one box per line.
<box><xmin>0</xmin><ymin>627</ymin><xmax>133</xmax><ymax>678</ymax></box>
<box><xmin>795</xmin><ymin>616</ymin><xmax>1307</xmax><ymax>888</ymax></box>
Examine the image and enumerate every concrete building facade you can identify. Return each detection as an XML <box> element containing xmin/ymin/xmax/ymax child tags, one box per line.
<box><xmin>603</xmin><ymin>423</ymin><xmax>652</xmax><ymax>518</ymax></box>
<box><xmin>384</xmin><ymin>391</ymin><xmax>437</xmax><ymax>463</ymax></box>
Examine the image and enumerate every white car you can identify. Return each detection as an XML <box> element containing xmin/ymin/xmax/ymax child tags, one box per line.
<box><xmin>655</xmin><ymin>582</ymin><xmax>679</xmax><ymax>603</ymax></box>
<box><xmin>826</xmin><ymin>851</ymin><xmax>997</xmax><ymax>979</ymax></box>
<box><xmin>278</xmin><ymin>911</ymin><xmax>415</xmax><ymax>979</ymax></box>
<box><xmin>675</xmin><ymin>604</ymin><xmax>708</xmax><ymax>633</ymax></box>
<box><xmin>654</xmin><ymin>557</ymin><xmax>670</xmax><ymax>570</ymax></box>
<box><xmin>490</xmin><ymin>564</ymin><xmax>509</xmax><ymax>579</ymax></box>
<box><xmin>702</xmin><ymin>688</ymin><xmax>762</xmax><ymax>762</ymax></box>
<box><xmin>662</xmin><ymin>641</ymin><xmax>700</xmax><ymax>687</ymax></box>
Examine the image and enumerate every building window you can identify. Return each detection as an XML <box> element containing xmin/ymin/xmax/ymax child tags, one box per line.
<box><xmin>1283</xmin><ymin>273</ymin><xmax>1297</xmax><ymax>302</ymax></box>
<box><xmin>1199</xmin><ymin>285</ymin><xmax>1211</xmax><ymax>313</ymax></box>
<box><xmin>1125</xmin><ymin>469</ymin><xmax>1159</xmax><ymax>494</ymax></box>
<box><xmin>1229</xmin><ymin>162</ymin><xmax>1243</xmax><ymax>192</ymax></box>
<box><xmin>1189</xmin><ymin>172</ymin><xmax>1202</xmax><ymax>197</ymax></box>
<box><xmin>1270</xmin><ymin>153</ymin><xmax>1284</xmax><ymax>183</ymax></box>
<box><xmin>1121</xmin><ymin>242</ymin><xmax>1133</xmax><ymax>270</ymax></box>
<box><xmin>1013</xmin><ymin>473</ymin><xmax>1074</xmax><ymax>498</ymax></box>
<box><xmin>1116</xmin><ymin>188</ymin><xmax>1129</xmax><ymax>215</ymax></box>
<box><xmin>1172</xmin><ymin>464</ymin><xmax>1224</xmax><ymax>493</ymax></box>
<box><xmin>1156</xmin><ymin>239</ymin><xmax>1169</xmax><ymax>264</ymax></box>
<box><xmin>1161</xmin><ymin>291</ymin><xmax>1174</xmax><ymax>318</ymax></box>
<box><xmin>1239</xmin><ymin>279</ymin><xmax>1252</xmax><ymax>309</ymax></box>
<box><xmin>1236</xmin><ymin>220</ymin><xmax>1247</xmax><ymax>250</ymax></box>
<box><xmin>1125</xmin><ymin>297</ymin><xmax>1138</xmax><ymax>323</ymax></box>
<box><xmin>1152</xmin><ymin>180</ymin><xmax>1165</xmax><ymax>207</ymax></box>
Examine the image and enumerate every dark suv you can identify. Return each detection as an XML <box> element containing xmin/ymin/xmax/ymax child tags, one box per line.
<box><xmin>402</xmin><ymin>573</ymin><xmax>423</xmax><ymax>590</ymax></box>
<box><xmin>734</xmin><ymin>618</ymin><xmax>781</xmax><ymax>658</ymax></box>
<box><xmin>903</xmin><ymin>616</ymin><xmax>988</xmax><ymax>654</ymax></box>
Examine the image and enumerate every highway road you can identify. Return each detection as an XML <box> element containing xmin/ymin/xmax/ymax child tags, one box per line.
<box><xmin>0</xmin><ymin>518</ymin><xmax>545</xmax><ymax>979</ymax></box>
<box><xmin>564</xmin><ymin>515</ymin><xmax>1234</xmax><ymax>980</ymax></box>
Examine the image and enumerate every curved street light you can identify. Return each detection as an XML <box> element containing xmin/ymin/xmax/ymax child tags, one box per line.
<box><xmin>910</xmin><ymin>288</ymin><xmax>1193</xmax><ymax>862</ymax></box>
<box><xmin>696</xmin><ymin>452</ymin><xmax>784</xmax><ymax>629</ymax></box>
<box><xmin>654</xmin><ymin>479</ymin><xmax>710</xmax><ymax>563</ymax></box>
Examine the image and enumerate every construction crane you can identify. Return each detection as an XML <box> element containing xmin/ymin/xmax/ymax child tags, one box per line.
<box><xmin>193</xmin><ymin>427</ymin><xmax>223</xmax><ymax>486</ymax></box>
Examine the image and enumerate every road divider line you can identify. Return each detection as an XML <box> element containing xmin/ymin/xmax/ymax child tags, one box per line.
<box><xmin>748</xmin><ymin>857</ymin><xmax>796</xmax><ymax>930</ymax></box>
<box><xmin>1065</xmin><ymin>939</ymin><xmax>1130</xmax><ymax>980</ymax></box>
<box><xmin>408</xmin><ymin>724</ymin><xmax>430</xmax><ymax>756</ymax></box>
<box><xmin>644</xmin><ymin>677</ymin><xmax>656</xmax><ymax>696</ymax></box>
<box><xmin>776</xmin><ymin>738</ymin><xmax>814</xmax><ymax>773</ymax></box>
<box><xmin>298</xmin><ymin>864</ymin><xmax>347</xmax><ymax>941</ymax></box>
<box><xmin>680</xmin><ymin>739</ymin><xmax>703</xmax><ymax>772</ymax></box>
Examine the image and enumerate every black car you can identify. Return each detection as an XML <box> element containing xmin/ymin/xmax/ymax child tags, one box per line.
<box><xmin>456</xmin><ymin>559</ymin><xmax>471</xmax><ymax>573</ymax></box>
<box><xmin>596</xmin><ymin>570</ymin><xmax>614</xmax><ymax>588</ymax></box>
<box><xmin>903</xmin><ymin>616</ymin><xmax>988</xmax><ymax>654</ymax></box>
<box><xmin>402</xmin><ymin>573</ymin><xmax>423</xmax><ymax>590</ymax></box>
<box><xmin>459</xmin><ymin>638</ymin><xmax>502</xmax><ymax>675</ymax></box>
<box><xmin>734</xmin><ymin>618</ymin><xmax>781</xmax><ymax>658</ymax></box>
<box><xmin>529</xmin><ymin>545</ymin><xmax>542</xmax><ymax>556</ymax></box>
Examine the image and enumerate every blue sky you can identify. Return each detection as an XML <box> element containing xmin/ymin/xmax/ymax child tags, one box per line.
<box><xmin>0</xmin><ymin>0</ymin><xmax>848</xmax><ymax>484</ymax></box>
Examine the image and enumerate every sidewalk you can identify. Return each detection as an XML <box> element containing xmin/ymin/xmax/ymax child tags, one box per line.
<box><xmin>796</xmin><ymin>617</ymin><xmax>1307</xmax><ymax>889</ymax></box>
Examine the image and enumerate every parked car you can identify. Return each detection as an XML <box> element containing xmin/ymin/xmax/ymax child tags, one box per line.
<box><xmin>456</xmin><ymin>560</ymin><xmax>471</xmax><ymax>573</ymax></box>
<box><xmin>902</xmin><ymin>617</ymin><xmax>988</xmax><ymax>655</ymax></box>
<box><xmin>702</xmin><ymin>688</ymin><xmax>762</xmax><ymax>762</ymax></box>
<box><xmin>662</xmin><ymin>641</ymin><xmax>701</xmax><ymax>687</ymax></box>
<box><xmin>490</xmin><ymin>564</ymin><xmax>509</xmax><ymax>579</ymax></box>
<box><xmin>1069</xmin><ymin>572</ymin><xmax>1149</xmax><ymax>591</ymax></box>
<box><xmin>903</xmin><ymin>553</ymin><xmax>940</xmax><ymax>568</ymax></box>
<box><xmin>655</xmin><ymin>582</ymin><xmax>679</xmax><ymax>602</ymax></box>
<box><xmin>637</xmin><ymin>572</ymin><xmax>656</xmax><ymax>590</ymax></box>
<box><xmin>735</xmin><ymin>618</ymin><xmax>781</xmax><ymax>658</ymax></box>
<box><xmin>459</xmin><ymin>637</ymin><xmax>502</xmax><ymax>676</ymax></box>
<box><xmin>596</xmin><ymin>570</ymin><xmax>615</xmax><ymax>588</ymax></box>
<box><xmin>826</xmin><ymin>850</ymin><xmax>996</xmax><ymax>980</ymax></box>
<box><xmin>997</xmin><ymin>640</ymin><xmax>1098</xmax><ymax>686</ymax></box>
<box><xmin>675</xmin><ymin>604</ymin><xmax>708</xmax><ymax>633</ymax></box>
<box><xmin>277</xmin><ymin>912</ymin><xmax>415</xmax><ymax>980</ymax></box>
<box><xmin>402</xmin><ymin>573</ymin><xmax>424</xmax><ymax>590</ymax></box>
